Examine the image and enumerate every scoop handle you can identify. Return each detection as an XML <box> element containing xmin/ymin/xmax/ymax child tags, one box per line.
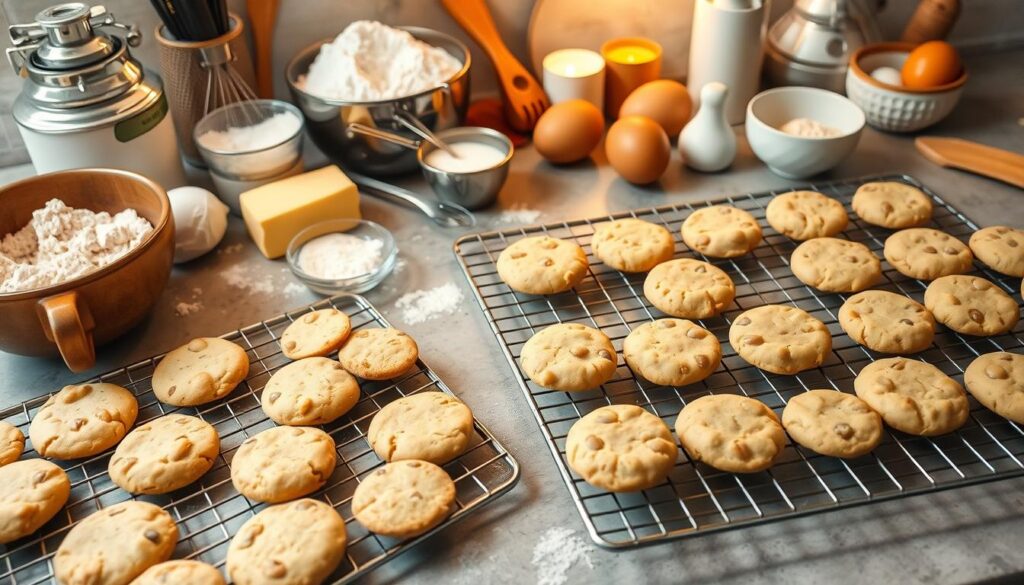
<box><xmin>36</xmin><ymin>291</ymin><xmax>96</xmax><ymax>372</ymax></box>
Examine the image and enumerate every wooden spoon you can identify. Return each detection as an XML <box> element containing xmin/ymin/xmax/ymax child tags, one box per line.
<box><xmin>441</xmin><ymin>0</ymin><xmax>549</xmax><ymax>132</ymax></box>
<box><xmin>916</xmin><ymin>136</ymin><xmax>1024</xmax><ymax>190</ymax></box>
<box><xmin>247</xmin><ymin>0</ymin><xmax>279</xmax><ymax>98</ymax></box>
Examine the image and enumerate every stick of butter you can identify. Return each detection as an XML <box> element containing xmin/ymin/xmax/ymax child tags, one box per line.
<box><xmin>239</xmin><ymin>165</ymin><xmax>361</xmax><ymax>259</ymax></box>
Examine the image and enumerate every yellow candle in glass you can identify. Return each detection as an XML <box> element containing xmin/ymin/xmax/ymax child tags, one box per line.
<box><xmin>601</xmin><ymin>37</ymin><xmax>663</xmax><ymax>118</ymax></box>
<box><xmin>604</xmin><ymin>45</ymin><xmax>659</xmax><ymax>65</ymax></box>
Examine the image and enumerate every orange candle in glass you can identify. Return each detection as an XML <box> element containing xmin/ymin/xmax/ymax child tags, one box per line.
<box><xmin>601</xmin><ymin>37</ymin><xmax>663</xmax><ymax>118</ymax></box>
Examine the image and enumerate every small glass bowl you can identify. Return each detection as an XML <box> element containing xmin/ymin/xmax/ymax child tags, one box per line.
<box><xmin>286</xmin><ymin>219</ymin><xmax>397</xmax><ymax>295</ymax></box>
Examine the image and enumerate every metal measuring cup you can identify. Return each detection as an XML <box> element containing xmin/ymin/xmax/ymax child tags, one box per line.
<box><xmin>346</xmin><ymin>122</ymin><xmax>513</xmax><ymax>210</ymax></box>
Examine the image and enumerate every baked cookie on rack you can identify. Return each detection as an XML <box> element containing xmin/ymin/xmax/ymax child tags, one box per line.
<box><xmin>352</xmin><ymin>460</ymin><xmax>455</xmax><ymax>538</ymax></box>
<box><xmin>54</xmin><ymin>501</ymin><xmax>178</xmax><ymax>585</ymax></box>
<box><xmin>924</xmin><ymin>275</ymin><xmax>1019</xmax><ymax>336</ymax></box>
<box><xmin>29</xmin><ymin>382</ymin><xmax>138</xmax><ymax>460</ymax></box>
<box><xmin>969</xmin><ymin>226</ymin><xmax>1024</xmax><ymax>277</ymax></box>
<box><xmin>231</xmin><ymin>426</ymin><xmax>336</xmax><ymax>503</ymax></box>
<box><xmin>520</xmin><ymin>323</ymin><xmax>617</xmax><ymax>392</ymax></box>
<box><xmin>566</xmin><ymin>404</ymin><xmax>677</xmax><ymax>491</ymax></box>
<box><xmin>368</xmin><ymin>392</ymin><xmax>473</xmax><ymax>465</ymax></box>
<box><xmin>227</xmin><ymin>499</ymin><xmax>347</xmax><ymax>585</ymax></box>
<box><xmin>854</xmin><ymin>358</ymin><xmax>969</xmax><ymax>436</ymax></box>
<box><xmin>132</xmin><ymin>560</ymin><xmax>226</xmax><ymax>585</ymax></box>
<box><xmin>675</xmin><ymin>394</ymin><xmax>785</xmax><ymax>473</ymax></box>
<box><xmin>262</xmin><ymin>357</ymin><xmax>360</xmax><ymax>425</ymax></box>
<box><xmin>851</xmin><ymin>181</ymin><xmax>933</xmax><ymax>229</ymax></box>
<box><xmin>623</xmin><ymin>319</ymin><xmax>721</xmax><ymax>386</ymax></box>
<box><xmin>109</xmin><ymin>414</ymin><xmax>219</xmax><ymax>495</ymax></box>
<box><xmin>496</xmin><ymin>235</ymin><xmax>589</xmax><ymax>294</ymax></box>
<box><xmin>279</xmin><ymin>308</ymin><xmax>352</xmax><ymax>359</ymax></box>
<box><xmin>152</xmin><ymin>337</ymin><xmax>250</xmax><ymax>406</ymax></box>
<box><xmin>765</xmin><ymin>190</ymin><xmax>848</xmax><ymax>240</ymax></box>
<box><xmin>728</xmin><ymin>305</ymin><xmax>831</xmax><ymax>375</ymax></box>
<box><xmin>681</xmin><ymin>205</ymin><xmax>763</xmax><ymax>258</ymax></box>
<box><xmin>337</xmin><ymin>327</ymin><xmax>419</xmax><ymax>380</ymax></box>
<box><xmin>782</xmin><ymin>390</ymin><xmax>883</xmax><ymax>458</ymax></box>
<box><xmin>883</xmin><ymin>228</ymin><xmax>973</xmax><ymax>280</ymax></box>
<box><xmin>0</xmin><ymin>421</ymin><xmax>24</xmax><ymax>466</ymax></box>
<box><xmin>591</xmin><ymin>218</ymin><xmax>675</xmax><ymax>272</ymax></box>
<box><xmin>643</xmin><ymin>258</ymin><xmax>735</xmax><ymax>319</ymax></box>
<box><xmin>790</xmin><ymin>237</ymin><xmax>881</xmax><ymax>293</ymax></box>
<box><xmin>838</xmin><ymin>290</ymin><xmax>935</xmax><ymax>354</ymax></box>
<box><xmin>964</xmin><ymin>352</ymin><xmax>1024</xmax><ymax>424</ymax></box>
<box><xmin>0</xmin><ymin>459</ymin><xmax>70</xmax><ymax>544</ymax></box>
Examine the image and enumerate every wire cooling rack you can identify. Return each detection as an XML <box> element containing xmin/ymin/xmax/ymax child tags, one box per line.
<box><xmin>0</xmin><ymin>294</ymin><xmax>519</xmax><ymax>583</ymax></box>
<box><xmin>454</xmin><ymin>173</ymin><xmax>1024</xmax><ymax>549</ymax></box>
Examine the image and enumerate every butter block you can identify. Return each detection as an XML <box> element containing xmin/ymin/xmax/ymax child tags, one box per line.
<box><xmin>240</xmin><ymin>165</ymin><xmax>361</xmax><ymax>259</ymax></box>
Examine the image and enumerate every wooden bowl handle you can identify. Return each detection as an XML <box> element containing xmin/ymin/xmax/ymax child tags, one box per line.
<box><xmin>36</xmin><ymin>291</ymin><xmax>96</xmax><ymax>372</ymax></box>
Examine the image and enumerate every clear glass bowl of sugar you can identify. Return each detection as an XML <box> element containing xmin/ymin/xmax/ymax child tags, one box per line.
<box><xmin>286</xmin><ymin>219</ymin><xmax>398</xmax><ymax>295</ymax></box>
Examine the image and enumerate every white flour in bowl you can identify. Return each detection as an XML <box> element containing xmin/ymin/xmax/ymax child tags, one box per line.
<box><xmin>0</xmin><ymin>199</ymin><xmax>153</xmax><ymax>293</ymax></box>
<box><xmin>299</xmin><ymin>20</ymin><xmax>463</xmax><ymax>101</ymax></box>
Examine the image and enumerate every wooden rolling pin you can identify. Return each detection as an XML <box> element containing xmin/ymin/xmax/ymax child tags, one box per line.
<box><xmin>915</xmin><ymin>136</ymin><xmax>1024</xmax><ymax>190</ymax></box>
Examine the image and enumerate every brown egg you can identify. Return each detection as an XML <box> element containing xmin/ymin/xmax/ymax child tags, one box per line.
<box><xmin>533</xmin><ymin>99</ymin><xmax>605</xmax><ymax>164</ymax></box>
<box><xmin>619</xmin><ymin>80</ymin><xmax>692</xmax><ymax>137</ymax></box>
<box><xmin>605</xmin><ymin>116</ymin><xmax>670</xmax><ymax>185</ymax></box>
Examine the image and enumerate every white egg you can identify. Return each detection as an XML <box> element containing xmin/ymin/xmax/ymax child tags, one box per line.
<box><xmin>871</xmin><ymin>66</ymin><xmax>902</xmax><ymax>86</ymax></box>
<box><xmin>167</xmin><ymin>186</ymin><xmax>229</xmax><ymax>263</ymax></box>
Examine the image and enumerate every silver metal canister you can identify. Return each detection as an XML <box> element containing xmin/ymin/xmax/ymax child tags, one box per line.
<box><xmin>7</xmin><ymin>3</ymin><xmax>186</xmax><ymax>188</ymax></box>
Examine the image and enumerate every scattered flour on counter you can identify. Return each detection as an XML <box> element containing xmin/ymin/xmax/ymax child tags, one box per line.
<box><xmin>299</xmin><ymin>20</ymin><xmax>463</xmax><ymax>101</ymax></box>
<box><xmin>173</xmin><ymin>287</ymin><xmax>204</xmax><ymax>317</ymax></box>
<box><xmin>221</xmin><ymin>263</ymin><xmax>274</xmax><ymax>294</ymax></box>
<box><xmin>218</xmin><ymin>243</ymin><xmax>243</xmax><ymax>255</ymax></box>
<box><xmin>0</xmin><ymin>199</ymin><xmax>153</xmax><ymax>293</ymax></box>
<box><xmin>394</xmin><ymin>282</ymin><xmax>464</xmax><ymax>324</ymax></box>
<box><xmin>532</xmin><ymin>527</ymin><xmax>594</xmax><ymax>585</ymax></box>
<box><xmin>498</xmin><ymin>204</ymin><xmax>543</xmax><ymax>225</ymax></box>
<box><xmin>174</xmin><ymin>301</ymin><xmax>203</xmax><ymax>317</ymax></box>
<box><xmin>283</xmin><ymin>281</ymin><xmax>306</xmax><ymax>296</ymax></box>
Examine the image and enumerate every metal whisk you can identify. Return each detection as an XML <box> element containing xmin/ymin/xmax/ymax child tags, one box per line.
<box><xmin>198</xmin><ymin>42</ymin><xmax>262</xmax><ymax>129</ymax></box>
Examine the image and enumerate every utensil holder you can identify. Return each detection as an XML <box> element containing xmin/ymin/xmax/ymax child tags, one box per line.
<box><xmin>687</xmin><ymin>0</ymin><xmax>766</xmax><ymax>125</ymax></box>
<box><xmin>156</xmin><ymin>13</ymin><xmax>257</xmax><ymax>165</ymax></box>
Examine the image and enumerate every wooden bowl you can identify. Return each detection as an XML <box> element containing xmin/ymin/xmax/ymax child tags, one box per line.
<box><xmin>0</xmin><ymin>169</ymin><xmax>174</xmax><ymax>372</ymax></box>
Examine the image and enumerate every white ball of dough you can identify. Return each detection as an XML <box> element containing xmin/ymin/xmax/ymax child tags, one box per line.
<box><xmin>167</xmin><ymin>186</ymin><xmax>229</xmax><ymax>263</ymax></box>
<box><xmin>871</xmin><ymin>66</ymin><xmax>902</xmax><ymax>86</ymax></box>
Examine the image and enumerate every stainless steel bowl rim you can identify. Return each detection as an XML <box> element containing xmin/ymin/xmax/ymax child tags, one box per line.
<box><xmin>417</xmin><ymin>127</ymin><xmax>515</xmax><ymax>175</ymax></box>
<box><xmin>193</xmin><ymin>99</ymin><xmax>306</xmax><ymax>157</ymax></box>
<box><xmin>285</xmin><ymin>27</ymin><xmax>471</xmax><ymax>107</ymax></box>
<box><xmin>285</xmin><ymin>219</ymin><xmax>398</xmax><ymax>285</ymax></box>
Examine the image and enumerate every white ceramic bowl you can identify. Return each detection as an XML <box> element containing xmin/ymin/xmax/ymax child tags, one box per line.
<box><xmin>846</xmin><ymin>42</ymin><xmax>967</xmax><ymax>133</ymax></box>
<box><xmin>746</xmin><ymin>87</ymin><xmax>865</xmax><ymax>179</ymax></box>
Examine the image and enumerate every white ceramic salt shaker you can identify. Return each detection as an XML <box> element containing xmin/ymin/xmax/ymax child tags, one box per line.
<box><xmin>678</xmin><ymin>82</ymin><xmax>736</xmax><ymax>172</ymax></box>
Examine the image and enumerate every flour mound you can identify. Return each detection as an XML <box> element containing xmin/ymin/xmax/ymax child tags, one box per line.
<box><xmin>0</xmin><ymin>199</ymin><xmax>153</xmax><ymax>293</ymax></box>
<box><xmin>300</xmin><ymin>20</ymin><xmax>463</xmax><ymax>101</ymax></box>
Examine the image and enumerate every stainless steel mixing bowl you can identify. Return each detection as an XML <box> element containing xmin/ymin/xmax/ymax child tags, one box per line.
<box><xmin>285</xmin><ymin>27</ymin><xmax>471</xmax><ymax>177</ymax></box>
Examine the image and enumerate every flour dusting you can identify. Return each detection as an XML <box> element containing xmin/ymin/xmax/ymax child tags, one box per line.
<box><xmin>221</xmin><ymin>263</ymin><xmax>274</xmax><ymax>294</ymax></box>
<box><xmin>0</xmin><ymin>199</ymin><xmax>153</xmax><ymax>293</ymax></box>
<box><xmin>498</xmin><ymin>205</ymin><xmax>543</xmax><ymax>225</ymax></box>
<box><xmin>394</xmin><ymin>282</ymin><xmax>464</xmax><ymax>324</ymax></box>
<box><xmin>531</xmin><ymin>527</ymin><xmax>594</xmax><ymax>585</ymax></box>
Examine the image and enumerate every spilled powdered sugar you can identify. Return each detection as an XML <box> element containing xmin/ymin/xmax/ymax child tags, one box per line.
<box><xmin>394</xmin><ymin>282</ymin><xmax>464</xmax><ymax>324</ymax></box>
<box><xmin>498</xmin><ymin>204</ymin><xmax>543</xmax><ymax>225</ymax></box>
<box><xmin>531</xmin><ymin>527</ymin><xmax>594</xmax><ymax>585</ymax></box>
<box><xmin>0</xmin><ymin>199</ymin><xmax>153</xmax><ymax>293</ymax></box>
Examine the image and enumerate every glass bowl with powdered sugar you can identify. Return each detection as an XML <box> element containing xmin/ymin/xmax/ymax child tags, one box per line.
<box><xmin>285</xmin><ymin>219</ymin><xmax>397</xmax><ymax>295</ymax></box>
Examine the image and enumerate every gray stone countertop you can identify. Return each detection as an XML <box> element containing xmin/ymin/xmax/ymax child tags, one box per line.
<box><xmin>1</xmin><ymin>48</ymin><xmax>1022</xmax><ymax>585</ymax></box>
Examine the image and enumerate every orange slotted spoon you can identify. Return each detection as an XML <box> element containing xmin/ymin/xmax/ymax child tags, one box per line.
<box><xmin>441</xmin><ymin>0</ymin><xmax>549</xmax><ymax>132</ymax></box>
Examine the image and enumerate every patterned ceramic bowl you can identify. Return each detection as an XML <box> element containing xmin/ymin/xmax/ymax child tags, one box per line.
<box><xmin>846</xmin><ymin>42</ymin><xmax>968</xmax><ymax>133</ymax></box>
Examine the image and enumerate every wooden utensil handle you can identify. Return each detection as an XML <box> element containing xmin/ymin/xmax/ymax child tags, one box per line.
<box><xmin>901</xmin><ymin>0</ymin><xmax>961</xmax><ymax>43</ymax></box>
<box><xmin>37</xmin><ymin>291</ymin><xmax>96</xmax><ymax>372</ymax></box>
<box><xmin>440</xmin><ymin>0</ymin><xmax>514</xmax><ymax>62</ymax></box>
